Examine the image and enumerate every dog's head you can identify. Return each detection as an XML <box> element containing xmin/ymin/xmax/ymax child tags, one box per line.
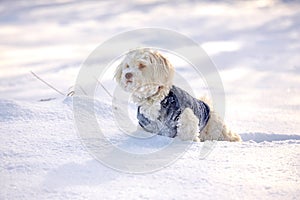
<box><xmin>114</xmin><ymin>48</ymin><xmax>174</xmax><ymax>102</ymax></box>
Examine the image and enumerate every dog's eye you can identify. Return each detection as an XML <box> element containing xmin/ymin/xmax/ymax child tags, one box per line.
<box><xmin>125</xmin><ymin>64</ymin><xmax>129</xmax><ymax>68</ymax></box>
<box><xmin>139</xmin><ymin>63</ymin><xmax>146</xmax><ymax>69</ymax></box>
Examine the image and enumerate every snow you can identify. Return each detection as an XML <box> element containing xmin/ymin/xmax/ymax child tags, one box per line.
<box><xmin>1</xmin><ymin>0</ymin><xmax>300</xmax><ymax>199</ymax></box>
<box><xmin>1</xmin><ymin>98</ymin><xmax>299</xmax><ymax>199</ymax></box>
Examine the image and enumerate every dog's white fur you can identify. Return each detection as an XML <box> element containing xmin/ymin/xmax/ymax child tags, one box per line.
<box><xmin>177</xmin><ymin>108</ymin><xmax>200</xmax><ymax>142</ymax></box>
<box><xmin>115</xmin><ymin>48</ymin><xmax>241</xmax><ymax>142</ymax></box>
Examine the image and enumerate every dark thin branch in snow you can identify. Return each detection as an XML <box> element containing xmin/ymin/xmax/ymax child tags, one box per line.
<box><xmin>30</xmin><ymin>71</ymin><xmax>65</xmax><ymax>96</ymax></box>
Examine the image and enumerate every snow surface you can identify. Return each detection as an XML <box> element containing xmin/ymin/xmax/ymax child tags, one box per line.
<box><xmin>1</xmin><ymin>0</ymin><xmax>300</xmax><ymax>199</ymax></box>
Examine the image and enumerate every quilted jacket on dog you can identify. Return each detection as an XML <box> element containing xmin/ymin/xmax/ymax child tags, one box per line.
<box><xmin>137</xmin><ymin>85</ymin><xmax>210</xmax><ymax>138</ymax></box>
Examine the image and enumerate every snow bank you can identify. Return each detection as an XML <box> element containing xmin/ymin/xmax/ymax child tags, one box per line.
<box><xmin>0</xmin><ymin>98</ymin><xmax>299</xmax><ymax>199</ymax></box>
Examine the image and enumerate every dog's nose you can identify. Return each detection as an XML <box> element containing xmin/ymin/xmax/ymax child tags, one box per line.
<box><xmin>125</xmin><ymin>72</ymin><xmax>133</xmax><ymax>79</ymax></box>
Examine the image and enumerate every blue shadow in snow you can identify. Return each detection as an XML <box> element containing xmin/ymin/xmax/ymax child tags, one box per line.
<box><xmin>240</xmin><ymin>132</ymin><xmax>300</xmax><ymax>143</ymax></box>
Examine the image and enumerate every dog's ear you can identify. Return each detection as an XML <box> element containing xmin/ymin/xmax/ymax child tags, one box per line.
<box><xmin>156</xmin><ymin>53</ymin><xmax>172</xmax><ymax>72</ymax></box>
<box><xmin>114</xmin><ymin>63</ymin><xmax>123</xmax><ymax>83</ymax></box>
<box><xmin>150</xmin><ymin>51</ymin><xmax>174</xmax><ymax>86</ymax></box>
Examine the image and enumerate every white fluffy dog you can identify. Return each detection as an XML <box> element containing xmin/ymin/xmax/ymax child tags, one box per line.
<box><xmin>114</xmin><ymin>48</ymin><xmax>241</xmax><ymax>142</ymax></box>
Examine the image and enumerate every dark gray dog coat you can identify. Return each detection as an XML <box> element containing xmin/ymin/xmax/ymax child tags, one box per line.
<box><xmin>137</xmin><ymin>85</ymin><xmax>210</xmax><ymax>138</ymax></box>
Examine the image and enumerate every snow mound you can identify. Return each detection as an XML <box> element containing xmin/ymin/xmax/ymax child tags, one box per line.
<box><xmin>1</xmin><ymin>98</ymin><xmax>300</xmax><ymax>199</ymax></box>
<box><xmin>0</xmin><ymin>99</ymin><xmax>35</xmax><ymax>121</ymax></box>
<box><xmin>0</xmin><ymin>99</ymin><xmax>73</xmax><ymax>122</ymax></box>
<box><xmin>1</xmin><ymin>98</ymin><xmax>300</xmax><ymax>144</ymax></box>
